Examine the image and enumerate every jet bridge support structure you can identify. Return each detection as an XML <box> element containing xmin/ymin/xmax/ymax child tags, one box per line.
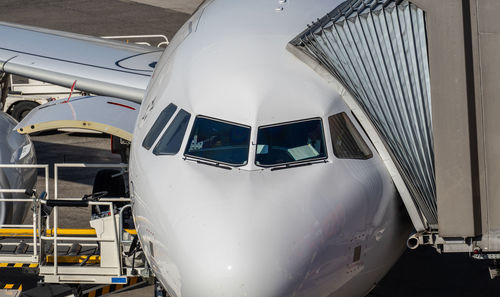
<box><xmin>290</xmin><ymin>0</ymin><xmax>500</xmax><ymax>266</ymax></box>
<box><xmin>290</xmin><ymin>0</ymin><xmax>435</xmax><ymax>233</ymax></box>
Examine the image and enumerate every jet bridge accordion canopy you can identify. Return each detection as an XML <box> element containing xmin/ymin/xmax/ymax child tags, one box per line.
<box><xmin>290</xmin><ymin>0</ymin><xmax>436</xmax><ymax>227</ymax></box>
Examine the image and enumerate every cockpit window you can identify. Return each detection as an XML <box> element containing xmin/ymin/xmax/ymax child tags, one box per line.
<box><xmin>142</xmin><ymin>103</ymin><xmax>177</xmax><ymax>150</ymax></box>
<box><xmin>328</xmin><ymin>112</ymin><xmax>372</xmax><ymax>160</ymax></box>
<box><xmin>184</xmin><ymin>116</ymin><xmax>251</xmax><ymax>166</ymax></box>
<box><xmin>153</xmin><ymin>109</ymin><xmax>191</xmax><ymax>155</ymax></box>
<box><xmin>256</xmin><ymin>118</ymin><xmax>327</xmax><ymax>167</ymax></box>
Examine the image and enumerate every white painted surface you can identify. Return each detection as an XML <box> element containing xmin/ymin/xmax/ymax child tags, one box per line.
<box><xmin>15</xmin><ymin>96</ymin><xmax>140</xmax><ymax>138</ymax></box>
<box><xmin>0</xmin><ymin>22</ymin><xmax>163</xmax><ymax>102</ymax></box>
<box><xmin>130</xmin><ymin>0</ymin><xmax>412</xmax><ymax>296</ymax></box>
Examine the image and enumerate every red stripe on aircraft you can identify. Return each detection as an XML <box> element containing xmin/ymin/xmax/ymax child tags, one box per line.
<box><xmin>107</xmin><ymin>101</ymin><xmax>136</xmax><ymax>110</ymax></box>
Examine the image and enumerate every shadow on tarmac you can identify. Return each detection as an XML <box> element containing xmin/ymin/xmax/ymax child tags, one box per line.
<box><xmin>369</xmin><ymin>246</ymin><xmax>500</xmax><ymax>297</ymax></box>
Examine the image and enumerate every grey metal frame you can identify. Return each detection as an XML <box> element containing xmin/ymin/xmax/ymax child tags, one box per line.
<box><xmin>290</xmin><ymin>0</ymin><xmax>436</xmax><ymax>230</ymax></box>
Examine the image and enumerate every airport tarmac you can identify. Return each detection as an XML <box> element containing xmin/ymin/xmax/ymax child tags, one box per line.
<box><xmin>2</xmin><ymin>0</ymin><xmax>500</xmax><ymax>296</ymax></box>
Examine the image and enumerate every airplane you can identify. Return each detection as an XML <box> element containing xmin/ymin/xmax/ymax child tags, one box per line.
<box><xmin>0</xmin><ymin>0</ymin><xmax>414</xmax><ymax>296</ymax></box>
<box><xmin>0</xmin><ymin>108</ymin><xmax>36</xmax><ymax>225</ymax></box>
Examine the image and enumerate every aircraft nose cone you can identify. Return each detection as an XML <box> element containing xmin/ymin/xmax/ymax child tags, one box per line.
<box><xmin>138</xmin><ymin>165</ymin><xmax>328</xmax><ymax>297</ymax></box>
<box><xmin>154</xmin><ymin>203</ymin><xmax>307</xmax><ymax>297</ymax></box>
<box><xmin>167</xmin><ymin>228</ymin><xmax>298</xmax><ymax>297</ymax></box>
<box><xmin>182</xmin><ymin>255</ymin><xmax>279</xmax><ymax>296</ymax></box>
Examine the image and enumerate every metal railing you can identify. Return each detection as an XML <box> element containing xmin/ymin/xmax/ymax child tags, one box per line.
<box><xmin>0</xmin><ymin>162</ymin><xmax>148</xmax><ymax>285</ymax></box>
<box><xmin>119</xmin><ymin>204</ymin><xmax>133</xmax><ymax>245</ymax></box>
<box><xmin>101</xmin><ymin>34</ymin><xmax>169</xmax><ymax>47</ymax></box>
<box><xmin>0</xmin><ymin>164</ymin><xmax>49</xmax><ymax>261</ymax></box>
<box><xmin>47</xmin><ymin>163</ymin><xmax>130</xmax><ymax>276</ymax></box>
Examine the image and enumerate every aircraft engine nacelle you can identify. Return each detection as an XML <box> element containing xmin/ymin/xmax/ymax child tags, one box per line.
<box><xmin>0</xmin><ymin>111</ymin><xmax>37</xmax><ymax>225</ymax></box>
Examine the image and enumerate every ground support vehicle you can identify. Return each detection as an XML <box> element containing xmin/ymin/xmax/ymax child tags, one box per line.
<box><xmin>1</xmin><ymin>76</ymin><xmax>81</xmax><ymax>122</ymax></box>
<box><xmin>0</xmin><ymin>163</ymin><xmax>150</xmax><ymax>297</ymax></box>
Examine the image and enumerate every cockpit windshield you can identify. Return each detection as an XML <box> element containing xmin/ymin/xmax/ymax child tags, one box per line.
<box><xmin>184</xmin><ymin>116</ymin><xmax>251</xmax><ymax>166</ymax></box>
<box><xmin>256</xmin><ymin>118</ymin><xmax>327</xmax><ymax>167</ymax></box>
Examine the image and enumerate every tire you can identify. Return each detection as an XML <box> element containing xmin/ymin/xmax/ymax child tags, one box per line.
<box><xmin>11</xmin><ymin>101</ymin><xmax>38</xmax><ymax>122</ymax></box>
<box><xmin>155</xmin><ymin>279</ymin><xmax>168</xmax><ymax>297</ymax></box>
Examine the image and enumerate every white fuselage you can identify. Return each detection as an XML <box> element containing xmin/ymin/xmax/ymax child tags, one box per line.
<box><xmin>129</xmin><ymin>1</ymin><xmax>411</xmax><ymax>296</ymax></box>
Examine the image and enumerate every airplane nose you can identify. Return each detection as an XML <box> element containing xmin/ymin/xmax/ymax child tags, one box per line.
<box><xmin>164</xmin><ymin>220</ymin><xmax>301</xmax><ymax>297</ymax></box>
<box><xmin>154</xmin><ymin>201</ymin><xmax>313</xmax><ymax>297</ymax></box>
<box><xmin>139</xmin><ymin>165</ymin><xmax>336</xmax><ymax>297</ymax></box>
<box><xmin>180</xmin><ymin>251</ymin><xmax>286</xmax><ymax>296</ymax></box>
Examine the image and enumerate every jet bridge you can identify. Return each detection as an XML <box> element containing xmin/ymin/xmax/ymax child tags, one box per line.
<box><xmin>289</xmin><ymin>0</ymin><xmax>500</xmax><ymax>267</ymax></box>
<box><xmin>290</xmin><ymin>0</ymin><xmax>434</xmax><ymax>233</ymax></box>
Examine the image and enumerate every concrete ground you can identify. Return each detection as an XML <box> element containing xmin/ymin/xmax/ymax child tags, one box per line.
<box><xmin>126</xmin><ymin>0</ymin><xmax>202</xmax><ymax>14</ymax></box>
<box><xmin>2</xmin><ymin>0</ymin><xmax>500</xmax><ymax>296</ymax></box>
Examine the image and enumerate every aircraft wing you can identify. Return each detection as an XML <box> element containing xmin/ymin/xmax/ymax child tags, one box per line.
<box><xmin>14</xmin><ymin>96</ymin><xmax>139</xmax><ymax>141</ymax></box>
<box><xmin>0</xmin><ymin>22</ymin><xmax>163</xmax><ymax>103</ymax></box>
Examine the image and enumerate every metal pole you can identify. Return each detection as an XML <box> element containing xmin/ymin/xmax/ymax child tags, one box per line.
<box><xmin>110</xmin><ymin>202</ymin><xmax>122</xmax><ymax>275</ymax></box>
<box><xmin>45</xmin><ymin>165</ymin><xmax>50</xmax><ymax>230</ymax></box>
<box><xmin>32</xmin><ymin>193</ymin><xmax>37</xmax><ymax>258</ymax></box>
<box><xmin>53</xmin><ymin>164</ymin><xmax>58</xmax><ymax>276</ymax></box>
<box><xmin>119</xmin><ymin>204</ymin><xmax>132</xmax><ymax>244</ymax></box>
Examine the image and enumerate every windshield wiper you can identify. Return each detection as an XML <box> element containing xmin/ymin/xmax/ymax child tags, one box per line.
<box><xmin>270</xmin><ymin>160</ymin><xmax>327</xmax><ymax>171</ymax></box>
<box><xmin>183</xmin><ymin>156</ymin><xmax>232</xmax><ymax>170</ymax></box>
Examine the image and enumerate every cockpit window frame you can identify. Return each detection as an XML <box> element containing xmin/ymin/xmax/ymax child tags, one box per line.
<box><xmin>183</xmin><ymin>115</ymin><xmax>252</xmax><ymax>167</ymax></box>
<box><xmin>254</xmin><ymin>117</ymin><xmax>328</xmax><ymax>168</ymax></box>
<box><xmin>153</xmin><ymin>109</ymin><xmax>192</xmax><ymax>156</ymax></box>
<box><xmin>328</xmin><ymin>112</ymin><xmax>373</xmax><ymax>160</ymax></box>
<box><xmin>142</xmin><ymin>103</ymin><xmax>178</xmax><ymax>150</ymax></box>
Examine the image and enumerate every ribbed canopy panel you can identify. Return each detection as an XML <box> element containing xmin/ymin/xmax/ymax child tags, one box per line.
<box><xmin>291</xmin><ymin>0</ymin><xmax>436</xmax><ymax>226</ymax></box>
